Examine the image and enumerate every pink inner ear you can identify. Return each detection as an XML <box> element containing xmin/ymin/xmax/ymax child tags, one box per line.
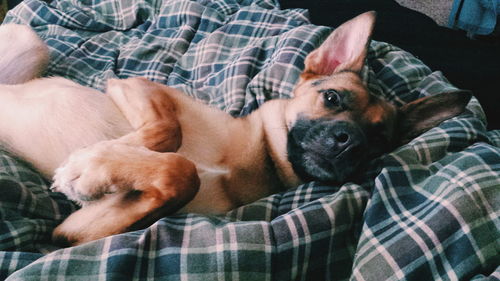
<box><xmin>315</xmin><ymin>30</ymin><xmax>360</xmax><ymax>75</ymax></box>
<box><xmin>320</xmin><ymin>56</ymin><xmax>341</xmax><ymax>75</ymax></box>
<box><xmin>325</xmin><ymin>40</ymin><xmax>350</xmax><ymax>73</ymax></box>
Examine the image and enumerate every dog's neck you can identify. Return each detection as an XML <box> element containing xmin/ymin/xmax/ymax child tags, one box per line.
<box><xmin>252</xmin><ymin>99</ymin><xmax>302</xmax><ymax>188</ymax></box>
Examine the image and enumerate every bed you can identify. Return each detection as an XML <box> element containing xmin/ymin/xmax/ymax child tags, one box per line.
<box><xmin>1</xmin><ymin>0</ymin><xmax>499</xmax><ymax>280</ymax></box>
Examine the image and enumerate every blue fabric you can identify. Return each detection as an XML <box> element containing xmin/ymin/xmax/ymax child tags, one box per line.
<box><xmin>448</xmin><ymin>0</ymin><xmax>499</xmax><ymax>36</ymax></box>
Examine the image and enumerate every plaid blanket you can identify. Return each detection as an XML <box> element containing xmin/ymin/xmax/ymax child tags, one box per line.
<box><xmin>1</xmin><ymin>0</ymin><xmax>499</xmax><ymax>280</ymax></box>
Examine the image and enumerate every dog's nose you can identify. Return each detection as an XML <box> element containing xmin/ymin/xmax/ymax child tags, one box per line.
<box><xmin>324</xmin><ymin>122</ymin><xmax>365</xmax><ymax>157</ymax></box>
<box><xmin>334</xmin><ymin>131</ymin><xmax>349</xmax><ymax>144</ymax></box>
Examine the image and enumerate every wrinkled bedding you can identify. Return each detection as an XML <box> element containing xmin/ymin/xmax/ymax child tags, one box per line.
<box><xmin>1</xmin><ymin>0</ymin><xmax>499</xmax><ymax>280</ymax></box>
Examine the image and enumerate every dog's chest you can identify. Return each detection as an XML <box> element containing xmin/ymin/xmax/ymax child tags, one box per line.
<box><xmin>171</xmin><ymin>103</ymin><xmax>284</xmax><ymax>214</ymax></box>
<box><xmin>179</xmin><ymin>161</ymin><xmax>281</xmax><ymax>214</ymax></box>
<box><xmin>178</xmin><ymin>164</ymin><xmax>233</xmax><ymax>213</ymax></box>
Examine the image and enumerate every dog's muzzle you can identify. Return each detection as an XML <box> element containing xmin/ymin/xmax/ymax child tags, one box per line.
<box><xmin>287</xmin><ymin>119</ymin><xmax>367</xmax><ymax>182</ymax></box>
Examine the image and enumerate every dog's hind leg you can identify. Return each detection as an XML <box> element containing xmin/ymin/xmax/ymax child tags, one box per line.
<box><xmin>0</xmin><ymin>24</ymin><xmax>49</xmax><ymax>84</ymax></box>
<box><xmin>51</xmin><ymin>77</ymin><xmax>199</xmax><ymax>245</ymax></box>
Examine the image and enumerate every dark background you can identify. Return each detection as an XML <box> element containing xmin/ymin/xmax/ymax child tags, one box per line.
<box><xmin>280</xmin><ymin>0</ymin><xmax>499</xmax><ymax>129</ymax></box>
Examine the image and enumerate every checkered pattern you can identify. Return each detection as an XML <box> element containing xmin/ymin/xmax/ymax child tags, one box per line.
<box><xmin>1</xmin><ymin>0</ymin><xmax>499</xmax><ymax>280</ymax></box>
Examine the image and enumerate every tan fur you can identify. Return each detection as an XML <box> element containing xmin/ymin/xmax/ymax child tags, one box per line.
<box><xmin>0</xmin><ymin>12</ymin><xmax>471</xmax><ymax>245</ymax></box>
<box><xmin>51</xmin><ymin>143</ymin><xmax>200</xmax><ymax>245</ymax></box>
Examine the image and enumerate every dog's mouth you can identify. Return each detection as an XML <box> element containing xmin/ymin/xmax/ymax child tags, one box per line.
<box><xmin>287</xmin><ymin>119</ymin><xmax>367</xmax><ymax>183</ymax></box>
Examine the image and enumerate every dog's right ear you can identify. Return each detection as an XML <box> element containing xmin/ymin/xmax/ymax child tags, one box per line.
<box><xmin>301</xmin><ymin>11</ymin><xmax>376</xmax><ymax>79</ymax></box>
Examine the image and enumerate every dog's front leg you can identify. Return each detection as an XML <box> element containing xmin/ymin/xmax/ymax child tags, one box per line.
<box><xmin>51</xmin><ymin>142</ymin><xmax>198</xmax><ymax>202</ymax></box>
<box><xmin>106</xmin><ymin>77</ymin><xmax>183</xmax><ymax>153</ymax></box>
<box><xmin>51</xmin><ymin>143</ymin><xmax>199</xmax><ymax>246</ymax></box>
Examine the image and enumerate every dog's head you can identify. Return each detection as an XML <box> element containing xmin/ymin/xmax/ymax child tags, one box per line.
<box><xmin>285</xmin><ymin>11</ymin><xmax>472</xmax><ymax>183</ymax></box>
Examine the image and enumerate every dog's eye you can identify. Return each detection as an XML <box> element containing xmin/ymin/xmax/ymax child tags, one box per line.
<box><xmin>323</xmin><ymin>89</ymin><xmax>341</xmax><ymax>107</ymax></box>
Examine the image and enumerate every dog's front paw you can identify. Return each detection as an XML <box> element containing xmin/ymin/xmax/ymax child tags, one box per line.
<box><xmin>51</xmin><ymin>142</ymin><xmax>120</xmax><ymax>204</ymax></box>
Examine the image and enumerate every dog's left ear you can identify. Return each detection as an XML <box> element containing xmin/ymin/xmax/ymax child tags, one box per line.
<box><xmin>302</xmin><ymin>11</ymin><xmax>376</xmax><ymax>77</ymax></box>
<box><xmin>396</xmin><ymin>90</ymin><xmax>473</xmax><ymax>145</ymax></box>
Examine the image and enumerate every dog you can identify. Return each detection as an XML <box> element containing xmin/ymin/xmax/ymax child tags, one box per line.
<box><xmin>0</xmin><ymin>12</ymin><xmax>472</xmax><ymax>246</ymax></box>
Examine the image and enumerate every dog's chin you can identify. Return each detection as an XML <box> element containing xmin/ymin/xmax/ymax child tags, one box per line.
<box><xmin>289</xmin><ymin>146</ymin><xmax>363</xmax><ymax>183</ymax></box>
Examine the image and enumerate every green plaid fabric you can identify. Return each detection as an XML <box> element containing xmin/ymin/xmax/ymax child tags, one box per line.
<box><xmin>1</xmin><ymin>0</ymin><xmax>499</xmax><ymax>280</ymax></box>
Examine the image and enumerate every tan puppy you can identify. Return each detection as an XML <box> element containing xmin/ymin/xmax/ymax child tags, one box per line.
<box><xmin>0</xmin><ymin>12</ymin><xmax>471</xmax><ymax>246</ymax></box>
